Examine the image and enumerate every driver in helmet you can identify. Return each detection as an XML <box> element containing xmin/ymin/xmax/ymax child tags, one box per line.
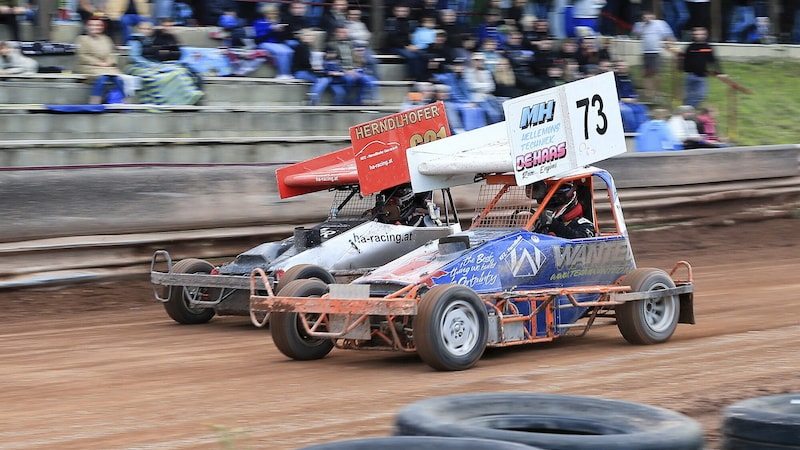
<box><xmin>536</xmin><ymin>182</ymin><xmax>596</xmax><ymax>239</ymax></box>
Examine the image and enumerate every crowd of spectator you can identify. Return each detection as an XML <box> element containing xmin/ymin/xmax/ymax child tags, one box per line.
<box><xmin>0</xmin><ymin>0</ymin><xmax>776</xmax><ymax>137</ymax></box>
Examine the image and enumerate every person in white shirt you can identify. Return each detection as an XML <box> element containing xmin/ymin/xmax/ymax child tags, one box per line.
<box><xmin>667</xmin><ymin>104</ymin><xmax>713</xmax><ymax>149</ymax></box>
<box><xmin>632</xmin><ymin>11</ymin><xmax>676</xmax><ymax>102</ymax></box>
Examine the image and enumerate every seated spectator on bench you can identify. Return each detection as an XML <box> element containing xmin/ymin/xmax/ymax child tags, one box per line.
<box><xmin>667</xmin><ymin>104</ymin><xmax>717</xmax><ymax>149</ymax></box>
<box><xmin>0</xmin><ymin>0</ymin><xmax>27</xmax><ymax>42</ymax></box>
<box><xmin>76</xmin><ymin>16</ymin><xmax>128</xmax><ymax>104</ymax></box>
<box><xmin>695</xmin><ymin>105</ymin><xmax>729</xmax><ymax>147</ymax></box>
<box><xmin>126</xmin><ymin>20</ymin><xmax>203</xmax><ymax>105</ymax></box>
<box><xmin>635</xmin><ymin>107</ymin><xmax>682</xmax><ymax>152</ymax></box>
<box><xmin>0</xmin><ymin>40</ymin><xmax>37</xmax><ymax>74</ymax></box>
<box><xmin>253</xmin><ymin>3</ymin><xmax>294</xmax><ymax>79</ymax></box>
<box><xmin>613</xmin><ymin>59</ymin><xmax>650</xmax><ymax>133</ymax></box>
<box><xmin>383</xmin><ymin>2</ymin><xmax>424</xmax><ymax>81</ymax></box>
<box><xmin>291</xmin><ymin>27</ymin><xmax>328</xmax><ymax>105</ymax></box>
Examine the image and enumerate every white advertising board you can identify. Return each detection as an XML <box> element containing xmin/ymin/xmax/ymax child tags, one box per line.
<box><xmin>406</xmin><ymin>72</ymin><xmax>626</xmax><ymax>193</ymax></box>
<box><xmin>502</xmin><ymin>70</ymin><xmax>626</xmax><ymax>186</ymax></box>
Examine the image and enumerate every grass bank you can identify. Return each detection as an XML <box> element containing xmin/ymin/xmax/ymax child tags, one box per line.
<box><xmin>633</xmin><ymin>59</ymin><xmax>800</xmax><ymax>146</ymax></box>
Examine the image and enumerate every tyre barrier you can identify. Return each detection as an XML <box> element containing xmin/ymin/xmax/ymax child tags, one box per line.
<box><xmin>296</xmin><ymin>435</ymin><xmax>541</xmax><ymax>449</ymax></box>
<box><xmin>394</xmin><ymin>393</ymin><xmax>705</xmax><ymax>450</ymax></box>
<box><xmin>721</xmin><ymin>393</ymin><xmax>800</xmax><ymax>450</ymax></box>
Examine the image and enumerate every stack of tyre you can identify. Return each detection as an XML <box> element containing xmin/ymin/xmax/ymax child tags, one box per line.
<box><xmin>721</xmin><ymin>393</ymin><xmax>800</xmax><ymax>450</ymax></box>
<box><xmin>299</xmin><ymin>392</ymin><xmax>800</xmax><ymax>449</ymax></box>
<box><xmin>300</xmin><ymin>393</ymin><xmax>706</xmax><ymax>449</ymax></box>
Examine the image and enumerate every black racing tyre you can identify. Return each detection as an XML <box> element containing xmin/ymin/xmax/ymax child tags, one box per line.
<box><xmin>415</xmin><ymin>284</ymin><xmax>488</xmax><ymax>371</ymax></box>
<box><xmin>721</xmin><ymin>435</ymin><xmax>799</xmax><ymax>450</ymax></box>
<box><xmin>163</xmin><ymin>258</ymin><xmax>217</xmax><ymax>325</ymax></box>
<box><xmin>721</xmin><ymin>393</ymin><xmax>800</xmax><ymax>447</ymax></box>
<box><xmin>616</xmin><ymin>268</ymin><xmax>680</xmax><ymax>345</ymax></box>
<box><xmin>275</xmin><ymin>264</ymin><xmax>336</xmax><ymax>294</ymax></box>
<box><xmin>394</xmin><ymin>392</ymin><xmax>705</xmax><ymax>450</ymax></box>
<box><xmin>297</xmin><ymin>436</ymin><xmax>540</xmax><ymax>450</ymax></box>
<box><xmin>269</xmin><ymin>279</ymin><xmax>334</xmax><ymax>361</ymax></box>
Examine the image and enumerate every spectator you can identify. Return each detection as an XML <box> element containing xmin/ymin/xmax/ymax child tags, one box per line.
<box><xmin>283</xmin><ymin>1</ymin><xmax>312</xmax><ymax>48</ymax></box>
<box><xmin>492</xmin><ymin>56</ymin><xmax>519</xmax><ymax>99</ymax></box>
<box><xmin>438</xmin><ymin>57</ymin><xmax>488</xmax><ymax>131</ymax></box>
<box><xmin>383</xmin><ymin>2</ymin><xmax>424</xmax><ymax>81</ymax></box>
<box><xmin>116</xmin><ymin>0</ymin><xmax>153</xmax><ymax>46</ymax></box>
<box><xmin>576</xmin><ymin>35</ymin><xmax>600</xmax><ymax>74</ymax></box>
<box><xmin>569</xmin><ymin>0</ymin><xmax>606</xmax><ymax>37</ymax></box>
<box><xmin>206</xmin><ymin>0</ymin><xmax>235</xmax><ymax>29</ymax></box>
<box><xmin>635</xmin><ymin>107</ymin><xmax>682</xmax><ymax>151</ymax></box>
<box><xmin>0</xmin><ymin>40</ymin><xmax>36</xmax><ymax>73</ymax></box>
<box><xmin>344</xmin><ymin>7</ymin><xmax>370</xmax><ymax>47</ymax></box>
<box><xmin>401</xmin><ymin>81</ymin><xmax>434</xmax><ymax>111</ymax></box>
<box><xmin>216</xmin><ymin>8</ymin><xmax>245</xmax><ymax>47</ymax></box>
<box><xmin>319</xmin><ymin>46</ymin><xmax>348</xmax><ymax>105</ymax></box>
<box><xmin>78</xmin><ymin>0</ymin><xmax>122</xmax><ymax>42</ymax></box>
<box><xmin>411</xmin><ymin>15</ymin><xmax>438</xmax><ymax>53</ymax></box>
<box><xmin>412</xmin><ymin>0</ymin><xmax>439</xmax><ymax>24</ymax></box>
<box><xmin>613</xmin><ymin>59</ymin><xmax>650</xmax><ymax>133</ymax></box>
<box><xmin>682</xmin><ymin>26</ymin><xmax>726</xmax><ymax>108</ymax></box>
<box><xmin>475</xmin><ymin>8</ymin><xmax>507</xmax><ymax>50</ymax></box>
<box><xmin>464</xmin><ymin>52</ymin><xmax>504</xmax><ymax>124</ymax></box>
<box><xmin>126</xmin><ymin>20</ymin><xmax>203</xmax><ymax>105</ymax></box>
<box><xmin>503</xmin><ymin>29</ymin><xmax>541</xmax><ymax>94</ymax></box>
<box><xmin>695</xmin><ymin>105</ymin><xmax>729</xmax><ymax>146</ymax></box>
<box><xmin>253</xmin><ymin>3</ymin><xmax>294</xmax><ymax>79</ymax></box>
<box><xmin>503</xmin><ymin>0</ymin><xmax>529</xmax><ymax>31</ymax></box>
<box><xmin>632</xmin><ymin>10</ymin><xmax>677</xmax><ymax>102</ymax></box>
<box><xmin>438</xmin><ymin>8</ymin><xmax>469</xmax><ymax>59</ymax></box>
<box><xmin>351</xmin><ymin>43</ymin><xmax>381</xmax><ymax>105</ymax></box>
<box><xmin>291</xmin><ymin>28</ymin><xmax>328</xmax><ymax>105</ymax></box>
<box><xmin>684</xmin><ymin>0</ymin><xmax>711</xmax><ymax>35</ymax></box>
<box><xmin>320</xmin><ymin>0</ymin><xmax>348</xmax><ymax>41</ymax></box>
<box><xmin>421</xmin><ymin>28</ymin><xmax>454</xmax><ymax>82</ymax></box>
<box><xmin>0</xmin><ymin>0</ymin><xmax>26</xmax><ymax>42</ymax></box>
<box><xmin>662</xmin><ymin>0</ymin><xmax>689</xmax><ymax>37</ymax></box>
<box><xmin>433</xmin><ymin>83</ymin><xmax>465</xmax><ymax>134</ymax></box>
<box><xmin>667</xmin><ymin>104</ymin><xmax>714</xmax><ymax>149</ymax></box>
<box><xmin>75</xmin><ymin>16</ymin><xmax>127</xmax><ymax>104</ymax></box>
<box><xmin>728</xmin><ymin>1</ymin><xmax>759</xmax><ymax>42</ymax></box>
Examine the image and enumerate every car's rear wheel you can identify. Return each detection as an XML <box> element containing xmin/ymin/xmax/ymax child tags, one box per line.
<box><xmin>415</xmin><ymin>284</ymin><xmax>488</xmax><ymax>371</ymax></box>
<box><xmin>270</xmin><ymin>279</ymin><xmax>334</xmax><ymax>361</ymax></box>
<box><xmin>163</xmin><ymin>258</ymin><xmax>217</xmax><ymax>325</ymax></box>
<box><xmin>616</xmin><ymin>268</ymin><xmax>680</xmax><ymax>344</ymax></box>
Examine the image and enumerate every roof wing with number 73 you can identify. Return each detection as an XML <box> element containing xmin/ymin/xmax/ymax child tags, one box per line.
<box><xmin>407</xmin><ymin>72</ymin><xmax>627</xmax><ymax>192</ymax></box>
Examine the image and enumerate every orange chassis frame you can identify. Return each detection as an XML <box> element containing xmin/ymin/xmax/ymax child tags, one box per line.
<box><xmin>249</xmin><ymin>261</ymin><xmax>693</xmax><ymax>352</ymax></box>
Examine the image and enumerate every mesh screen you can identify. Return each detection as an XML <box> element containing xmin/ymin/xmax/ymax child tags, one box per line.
<box><xmin>471</xmin><ymin>184</ymin><xmax>539</xmax><ymax>229</ymax></box>
<box><xmin>330</xmin><ymin>189</ymin><xmax>376</xmax><ymax>219</ymax></box>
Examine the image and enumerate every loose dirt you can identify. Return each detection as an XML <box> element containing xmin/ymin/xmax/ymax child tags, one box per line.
<box><xmin>1</xmin><ymin>215</ymin><xmax>798</xmax><ymax>449</ymax></box>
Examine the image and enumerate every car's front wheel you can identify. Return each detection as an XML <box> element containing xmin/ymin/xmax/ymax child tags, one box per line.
<box><xmin>269</xmin><ymin>279</ymin><xmax>334</xmax><ymax>361</ymax></box>
<box><xmin>415</xmin><ymin>284</ymin><xmax>488</xmax><ymax>371</ymax></box>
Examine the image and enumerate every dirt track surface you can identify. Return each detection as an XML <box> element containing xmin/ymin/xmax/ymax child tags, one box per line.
<box><xmin>2</xmin><ymin>216</ymin><xmax>799</xmax><ymax>450</ymax></box>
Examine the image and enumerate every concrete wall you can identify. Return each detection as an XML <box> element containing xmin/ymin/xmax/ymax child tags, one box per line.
<box><xmin>1</xmin><ymin>144</ymin><xmax>796</xmax><ymax>243</ymax></box>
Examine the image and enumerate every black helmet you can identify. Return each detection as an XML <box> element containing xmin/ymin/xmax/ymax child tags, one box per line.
<box><xmin>548</xmin><ymin>182</ymin><xmax>578</xmax><ymax>220</ymax></box>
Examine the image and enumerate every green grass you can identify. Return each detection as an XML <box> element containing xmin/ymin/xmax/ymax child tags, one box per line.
<box><xmin>631</xmin><ymin>60</ymin><xmax>800</xmax><ymax>146</ymax></box>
